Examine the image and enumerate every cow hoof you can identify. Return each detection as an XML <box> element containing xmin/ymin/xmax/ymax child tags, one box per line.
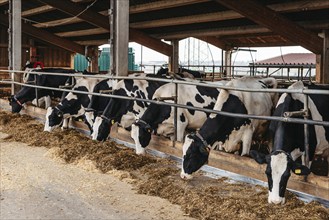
<box><xmin>61</xmin><ymin>127</ymin><xmax>68</xmax><ymax>131</ymax></box>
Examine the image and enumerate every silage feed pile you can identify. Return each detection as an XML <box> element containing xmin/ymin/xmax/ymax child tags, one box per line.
<box><xmin>0</xmin><ymin>110</ymin><xmax>328</xmax><ymax>220</ymax></box>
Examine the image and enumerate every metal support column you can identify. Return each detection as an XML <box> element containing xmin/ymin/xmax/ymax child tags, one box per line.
<box><xmin>112</xmin><ymin>0</ymin><xmax>129</xmax><ymax>76</ymax></box>
<box><xmin>11</xmin><ymin>0</ymin><xmax>22</xmax><ymax>94</ymax></box>
<box><xmin>170</xmin><ymin>39</ymin><xmax>179</xmax><ymax>147</ymax></box>
<box><xmin>224</xmin><ymin>50</ymin><xmax>232</xmax><ymax>78</ymax></box>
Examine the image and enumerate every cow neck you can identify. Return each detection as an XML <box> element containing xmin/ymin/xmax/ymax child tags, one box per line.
<box><xmin>199</xmin><ymin>94</ymin><xmax>251</xmax><ymax>146</ymax></box>
<box><xmin>141</xmin><ymin>103</ymin><xmax>171</xmax><ymax>131</ymax></box>
<box><xmin>139</xmin><ymin>103</ymin><xmax>160</xmax><ymax>130</ymax></box>
<box><xmin>102</xmin><ymin>89</ymin><xmax>127</xmax><ymax>122</ymax></box>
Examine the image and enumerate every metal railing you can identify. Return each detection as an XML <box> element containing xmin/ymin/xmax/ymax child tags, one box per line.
<box><xmin>139</xmin><ymin>64</ymin><xmax>316</xmax><ymax>82</ymax></box>
<box><xmin>1</xmin><ymin>69</ymin><xmax>328</xmax><ymax>168</ymax></box>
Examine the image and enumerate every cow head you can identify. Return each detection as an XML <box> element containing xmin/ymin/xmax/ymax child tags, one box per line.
<box><xmin>8</xmin><ymin>95</ymin><xmax>24</xmax><ymax>113</ymax></box>
<box><xmin>131</xmin><ymin>119</ymin><xmax>153</xmax><ymax>155</ymax></box>
<box><xmin>84</xmin><ymin>108</ymin><xmax>98</xmax><ymax>131</ymax></box>
<box><xmin>180</xmin><ymin>133</ymin><xmax>210</xmax><ymax>179</ymax></box>
<box><xmin>91</xmin><ymin>115</ymin><xmax>113</xmax><ymax>141</ymax></box>
<box><xmin>250</xmin><ymin>150</ymin><xmax>310</xmax><ymax>204</ymax></box>
<box><xmin>44</xmin><ymin>106</ymin><xmax>64</xmax><ymax>132</ymax></box>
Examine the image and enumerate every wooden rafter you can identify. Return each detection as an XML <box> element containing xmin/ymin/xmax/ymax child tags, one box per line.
<box><xmin>22</xmin><ymin>5</ymin><xmax>54</xmax><ymax>17</ymax></box>
<box><xmin>0</xmin><ymin>0</ymin><xmax>7</xmax><ymax>6</ymax></box>
<box><xmin>196</xmin><ymin>36</ymin><xmax>231</xmax><ymax>50</ymax></box>
<box><xmin>129</xmin><ymin>0</ymin><xmax>209</xmax><ymax>14</ymax></box>
<box><xmin>214</xmin><ymin>0</ymin><xmax>323</xmax><ymax>54</ymax></box>
<box><xmin>0</xmin><ymin>13</ymin><xmax>85</xmax><ymax>54</ymax></box>
<box><xmin>131</xmin><ymin>0</ymin><xmax>329</xmax><ymax>29</ymax></box>
<box><xmin>37</xmin><ymin>0</ymin><xmax>173</xmax><ymax>56</ymax></box>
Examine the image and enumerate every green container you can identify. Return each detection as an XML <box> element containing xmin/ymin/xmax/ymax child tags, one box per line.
<box><xmin>74</xmin><ymin>47</ymin><xmax>136</xmax><ymax>72</ymax></box>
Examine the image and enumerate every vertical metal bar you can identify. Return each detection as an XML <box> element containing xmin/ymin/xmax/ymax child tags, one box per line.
<box><xmin>212</xmin><ymin>65</ymin><xmax>215</xmax><ymax>81</ymax></box>
<box><xmin>8</xmin><ymin>0</ymin><xmax>12</xmax><ymax>72</ymax></box>
<box><xmin>35</xmin><ymin>80</ymin><xmax>39</xmax><ymax>107</ymax></box>
<box><xmin>12</xmin><ymin>0</ymin><xmax>22</xmax><ymax>94</ymax></box>
<box><xmin>303</xmin><ymin>92</ymin><xmax>310</xmax><ymax>169</ymax></box>
<box><xmin>173</xmin><ymin>82</ymin><xmax>178</xmax><ymax>148</ymax></box>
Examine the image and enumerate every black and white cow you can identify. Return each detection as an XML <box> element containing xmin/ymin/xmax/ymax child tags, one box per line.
<box><xmin>8</xmin><ymin>68</ymin><xmax>75</xmax><ymax>113</ymax></box>
<box><xmin>84</xmin><ymin>79</ymin><xmax>113</xmax><ymax>130</ymax></box>
<box><xmin>250</xmin><ymin>81</ymin><xmax>329</xmax><ymax>204</ymax></box>
<box><xmin>91</xmin><ymin>74</ymin><xmax>167</xmax><ymax>141</ymax></box>
<box><xmin>155</xmin><ymin>67</ymin><xmax>203</xmax><ymax>79</ymax></box>
<box><xmin>44</xmin><ymin>76</ymin><xmax>106</xmax><ymax>132</ymax></box>
<box><xmin>131</xmin><ymin>82</ymin><xmax>225</xmax><ymax>154</ymax></box>
<box><xmin>181</xmin><ymin>77</ymin><xmax>278</xmax><ymax>179</ymax></box>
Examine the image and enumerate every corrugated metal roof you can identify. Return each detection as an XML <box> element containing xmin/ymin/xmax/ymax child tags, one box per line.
<box><xmin>255</xmin><ymin>53</ymin><xmax>315</xmax><ymax>65</ymax></box>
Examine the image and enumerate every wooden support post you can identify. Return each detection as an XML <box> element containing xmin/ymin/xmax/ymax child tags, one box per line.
<box><xmin>170</xmin><ymin>39</ymin><xmax>179</xmax><ymax>73</ymax></box>
<box><xmin>224</xmin><ymin>50</ymin><xmax>232</xmax><ymax>78</ymax></box>
<box><xmin>316</xmin><ymin>54</ymin><xmax>322</xmax><ymax>83</ymax></box>
<box><xmin>114</xmin><ymin>0</ymin><xmax>129</xmax><ymax>76</ymax></box>
<box><xmin>70</xmin><ymin>53</ymin><xmax>75</xmax><ymax>69</ymax></box>
<box><xmin>11</xmin><ymin>0</ymin><xmax>22</xmax><ymax>94</ymax></box>
<box><xmin>85</xmin><ymin>45</ymin><xmax>99</xmax><ymax>73</ymax></box>
<box><xmin>322</xmin><ymin>30</ymin><xmax>329</xmax><ymax>84</ymax></box>
<box><xmin>29</xmin><ymin>39</ymin><xmax>37</xmax><ymax>63</ymax></box>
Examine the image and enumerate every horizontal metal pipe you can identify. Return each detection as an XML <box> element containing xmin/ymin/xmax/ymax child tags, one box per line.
<box><xmin>1</xmin><ymin>71</ymin><xmax>329</xmax><ymax>95</ymax></box>
<box><xmin>2</xmin><ymin>80</ymin><xmax>329</xmax><ymax>127</ymax></box>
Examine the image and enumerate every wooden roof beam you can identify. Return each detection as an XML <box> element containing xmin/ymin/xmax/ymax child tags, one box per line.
<box><xmin>0</xmin><ymin>13</ymin><xmax>85</xmax><ymax>54</ymax></box>
<box><xmin>0</xmin><ymin>0</ymin><xmax>8</xmax><ymax>6</ymax></box>
<box><xmin>22</xmin><ymin>5</ymin><xmax>54</xmax><ymax>17</ymax></box>
<box><xmin>214</xmin><ymin>0</ymin><xmax>323</xmax><ymax>54</ymax></box>
<box><xmin>37</xmin><ymin>0</ymin><xmax>173</xmax><ymax>56</ymax></box>
<box><xmin>131</xmin><ymin>0</ymin><xmax>329</xmax><ymax>29</ymax></box>
<box><xmin>130</xmin><ymin>0</ymin><xmax>209</xmax><ymax>14</ymax></box>
<box><xmin>155</xmin><ymin>20</ymin><xmax>328</xmax><ymax>40</ymax></box>
<box><xmin>196</xmin><ymin>36</ymin><xmax>231</xmax><ymax>50</ymax></box>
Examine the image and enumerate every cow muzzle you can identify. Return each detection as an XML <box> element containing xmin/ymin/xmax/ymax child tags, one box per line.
<box><xmin>268</xmin><ymin>193</ymin><xmax>285</xmax><ymax>205</ymax></box>
<box><xmin>180</xmin><ymin>171</ymin><xmax>193</xmax><ymax>180</ymax></box>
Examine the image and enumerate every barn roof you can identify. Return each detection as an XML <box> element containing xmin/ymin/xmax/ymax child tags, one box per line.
<box><xmin>255</xmin><ymin>53</ymin><xmax>316</xmax><ymax>65</ymax></box>
<box><xmin>0</xmin><ymin>0</ymin><xmax>328</xmax><ymax>55</ymax></box>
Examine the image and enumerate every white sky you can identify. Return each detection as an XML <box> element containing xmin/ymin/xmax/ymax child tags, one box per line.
<box><xmin>101</xmin><ymin>37</ymin><xmax>311</xmax><ymax>65</ymax></box>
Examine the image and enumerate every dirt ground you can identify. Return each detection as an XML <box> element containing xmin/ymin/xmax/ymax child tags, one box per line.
<box><xmin>0</xmin><ymin>132</ymin><xmax>194</xmax><ymax>220</ymax></box>
<box><xmin>0</xmin><ymin>110</ymin><xmax>328</xmax><ymax>220</ymax></box>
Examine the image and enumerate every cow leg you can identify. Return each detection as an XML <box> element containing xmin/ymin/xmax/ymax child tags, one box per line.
<box><xmin>241</xmin><ymin>127</ymin><xmax>254</xmax><ymax>156</ymax></box>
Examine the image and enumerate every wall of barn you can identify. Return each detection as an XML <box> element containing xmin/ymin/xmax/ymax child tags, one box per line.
<box><xmin>0</xmin><ymin>25</ymin><xmax>72</xmax><ymax>72</ymax></box>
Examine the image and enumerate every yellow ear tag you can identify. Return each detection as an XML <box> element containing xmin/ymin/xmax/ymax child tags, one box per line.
<box><xmin>294</xmin><ymin>169</ymin><xmax>301</xmax><ymax>174</ymax></box>
<box><xmin>111</xmin><ymin>119</ymin><xmax>115</xmax><ymax>125</ymax></box>
<box><xmin>78</xmin><ymin>118</ymin><xmax>83</xmax><ymax>122</ymax></box>
<box><xmin>147</xmin><ymin>129</ymin><xmax>151</xmax><ymax>133</ymax></box>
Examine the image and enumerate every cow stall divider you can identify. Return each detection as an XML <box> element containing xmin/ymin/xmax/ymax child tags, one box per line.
<box><xmin>0</xmin><ymin>69</ymin><xmax>329</xmax><ymax>202</ymax></box>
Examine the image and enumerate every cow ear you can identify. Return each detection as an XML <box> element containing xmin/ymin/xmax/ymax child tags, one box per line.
<box><xmin>291</xmin><ymin>162</ymin><xmax>311</xmax><ymax>175</ymax></box>
<box><xmin>250</xmin><ymin>150</ymin><xmax>268</xmax><ymax>164</ymax></box>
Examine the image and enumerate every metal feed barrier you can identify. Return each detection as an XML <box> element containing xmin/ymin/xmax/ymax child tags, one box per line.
<box><xmin>0</xmin><ymin>69</ymin><xmax>328</xmax><ymax>204</ymax></box>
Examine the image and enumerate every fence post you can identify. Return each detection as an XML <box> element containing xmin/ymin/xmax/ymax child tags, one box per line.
<box><xmin>303</xmin><ymin>92</ymin><xmax>310</xmax><ymax>170</ymax></box>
